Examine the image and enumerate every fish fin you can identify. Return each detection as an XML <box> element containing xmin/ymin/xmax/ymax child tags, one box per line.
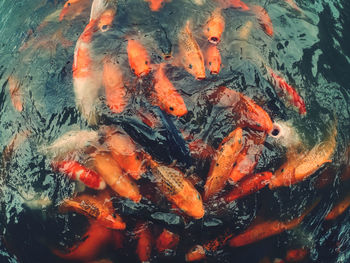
<box><xmin>90</xmin><ymin>0</ymin><xmax>114</xmax><ymax>21</ymax></box>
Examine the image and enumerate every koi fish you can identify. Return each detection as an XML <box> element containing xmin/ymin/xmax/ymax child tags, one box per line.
<box><xmin>250</xmin><ymin>5</ymin><xmax>274</xmax><ymax>37</ymax></box>
<box><xmin>53</xmin><ymin>160</ymin><xmax>106</xmax><ymax>190</ymax></box>
<box><xmin>104</xmin><ymin>127</ymin><xmax>144</xmax><ymax>180</ymax></box>
<box><xmin>284</xmin><ymin>0</ymin><xmax>303</xmax><ymax>13</ymax></box>
<box><xmin>266</xmin><ymin>66</ymin><xmax>306</xmax><ymax>114</ymax></box>
<box><xmin>216</xmin><ymin>0</ymin><xmax>250</xmax><ymax>11</ymax></box>
<box><xmin>203</xmin><ymin>127</ymin><xmax>243</xmax><ymax>201</ymax></box>
<box><xmin>93</xmin><ymin>152</ymin><xmax>142</xmax><ymax>202</ymax></box>
<box><xmin>152</xmin><ymin>63</ymin><xmax>188</xmax><ymax>117</ymax></box>
<box><xmin>238</xmin><ymin>20</ymin><xmax>253</xmax><ymax>41</ymax></box>
<box><xmin>285</xmin><ymin>248</ymin><xmax>308</xmax><ymax>262</ymax></box>
<box><xmin>325</xmin><ymin>194</ymin><xmax>350</xmax><ymax>220</ymax></box>
<box><xmin>208</xmin><ymin>86</ymin><xmax>273</xmax><ymax>132</ymax></box>
<box><xmin>127</xmin><ymin>39</ymin><xmax>151</xmax><ymax>77</ymax></box>
<box><xmin>135</xmin><ymin>222</ymin><xmax>153</xmax><ymax>262</ymax></box>
<box><xmin>41</xmin><ymin>130</ymin><xmax>98</xmax><ymax>159</ymax></box>
<box><xmin>229</xmin><ymin>202</ymin><xmax>317</xmax><ymax>247</ymax></box>
<box><xmin>112</xmin><ymin>230</ymin><xmax>124</xmax><ymax>249</ymax></box>
<box><xmin>156</xmin><ymin>229</ymin><xmax>180</xmax><ymax>253</ymax></box>
<box><xmin>228</xmin><ymin>131</ymin><xmax>266</xmax><ymax>183</ymax></box>
<box><xmin>269</xmin><ymin>122</ymin><xmax>337</xmax><ymax>188</ymax></box>
<box><xmin>52</xmin><ymin>220</ymin><xmax>111</xmax><ymax>262</ymax></box>
<box><xmin>206</xmin><ymin>45</ymin><xmax>221</xmax><ymax>75</ymax></box>
<box><xmin>188</xmin><ymin>138</ymin><xmax>215</xmax><ymax>159</ymax></box>
<box><xmin>186</xmin><ymin>231</ymin><xmax>233</xmax><ymax>261</ymax></box>
<box><xmin>178</xmin><ymin>20</ymin><xmax>205</xmax><ymax>80</ymax></box>
<box><xmin>203</xmin><ymin>8</ymin><xmax>225</xmax><ymax>45</ymax></box>
<box><xmin>102</xmin><ymin>57</ymin><xmax>127</xmax><ymax>114</ymax></box>
<box><xmin>148</xmin><ymin>159</ymin><xmax>205</xmax><ymax>219</ymax></box>
<box><xmin>224</xmin><ymin>171</ymin><xmax>272</xmax><ymax>202</ymax></box>
<box><xmin>73</xmin><ymin>3</ymin><xmax>116</xmax><ymax>124</ymax></box>
<box><xmin>145</xmin><ymin>0</ymin><xmax>170</xmax><ymax>11</ymax></box>
<box><xmin>7</xmin><ymin>75</ymin><xmax>23</xmax><ymax>112</ymax></box>
<box><xmin>59</xmin><ymin>0</ymin><xmax>91</xmax><ymax>21</ymax></box>
<box><xmin>60</xmin><ymin>193</ymin><xmax>126</xmax><ymax>230</ymax></box>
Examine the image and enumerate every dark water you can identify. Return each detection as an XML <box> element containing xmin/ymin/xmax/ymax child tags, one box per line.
<box><xmin>0</xmin><ymin>0</ymin><xmax>350</xmax><ymax>262</ymax></box>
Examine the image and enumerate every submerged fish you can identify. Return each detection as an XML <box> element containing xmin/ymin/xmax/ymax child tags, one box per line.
<box><xmin>59</xmin><ymin>0</ymin><xmax>91</xmax><ymax>21</ymax></box>
<box><xmin>149</xmin><ymin>159</ymin><xmax>205</xmax><ymax>219</ymax></box>
<box><xmin>145</xmin><ymin>0</ymin><xmax>170</xmax><ymax>11</ymax></box>
<box><xmin>203</xmin><ymin>8</ymin><xmax>225</xmax><ymax>45</ymax></box>
<box><xmin>203</xmin><ymin>127</ymin><xmax>243</xmax><ymax>201</ymax></box>
<box><xmin>156</xmin><ymin>229</ymin><xmax>179</xmax><ymax>253</ymax></box>
<box><xmin>269</xmin><ymin>122</ymin><xmax>337</xmax><ymax>188</ymax></box>
<box><xmin>7</xmin><ymin>75</ymin><xmax>23</xmax><ymax>112</ymax></box>
<box><xmin>216</xmin><ymin>0</ymin><xmax>250</xmax><ymax>10</ymax></box>
<box><xmin>178</xmin><ymin>20</ymin><xmax>205</xmax><ymax>80</ymax></box>
<box><xmin>205</xmin><ymin>45</ymin><xmax>221</xmax><ymax>75</ymax></box>
<box><xmin>60</xmin><ymin>192</ymin><xmax>125</xmax><ymax>229</ymax></box>
<box><xmin>325</xmin><ymin>194</ymin><xmax>350</xmax><ymax>220</ymax></box>
<box><xmin>102</xmin><ymin>57</ymin><xmax>128</xmax><ymax>114</ymax></box>
<box><xmin>152</xmin><ymin>63</ymin><xmax>188</xmax><ymax>117</ymax></box>
<box><xmin>250</xmin><ymin>5</ymin><xmax>274</xmax><ymax>37</ymax></box>
<box><xmin>127</xmin><ymin>39</ymin><xmax>151</xmax><ymax>77</ymax></box>
<box><xmin>135</xmin><ymin>222</ymin><xmax>153</xmax><ymax>262</ymax></box>
<box><xmin>285</xmin><ymin>248</ymin><xmax>308</xmax><ymax>262</ymax></box>
<box><xmin>93</xmin><ymin>152</ymin><xmax>142</xmax><ymax>202</ymax></box>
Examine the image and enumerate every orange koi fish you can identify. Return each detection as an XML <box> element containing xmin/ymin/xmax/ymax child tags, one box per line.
<box><xmin>104</xmin><ymin>127</ymin><xmax>144</xmax><ymax>180</ymax></box>
<box><xmin>216</xmin><ymin>0</ymin><xmax>250</xmax><ymax>10</ymax></box>
<box><xmin>127</xmin><ymin>39</ymin><xmax>151</xmax><ymax>77</ymax></box>
<box><xmin>186</xmin><ymin>231</ymin><xmax>233</xmax><ymax>261</ymax></box>
<box><xmin>53</xmin><ymin>160</ymin><xmax>106</xmax><ymax>190</ymax></box>
<box><xmin>156</xmin><ymin>229</ymin><xmax>180</xmax><ymax>253</ymax></box>
<box><xmin>135</xmin><ymin>222</ymin><xmax>153</xmax><ymax>262</ymax></box>
<box><xmin>266</xmin><ymin>66</ymin><xmax>306</xmax><ymax>114</ymax></box>
<box><xmin>285</xmin><ymin>248</ymin><xmax>308</xmax><ymax>262</ymax></box>
<box><xmin>178</xmin><ymin>20</ymin><xmax>206</xmax><ymax>80</ymax></box>
<box><xmin>73</xmin><ymin>3</ymin><xmax>116</xmax><ymax>124</ymax></box>
<box><xmin>148</xmin><ymin>159</ymin><xmax>205</xmax><ymax>219</ymax></box>
<box><xmin>203</xmin><ymin>127</ymin><xmax>244</xmax><ymax>201</ymax></box>
<box><xmin>269</xmin><ymin>122</ymin><xmax>337</xmax><ymax>188</ymax></box>
<box><xmin>93</xmin><ymin>152</ymin><xmax>142</xmax><ymax>202</ymax></box>
<box><xmin>250</xmin><ymin>5</ymin><xmax>274</xmax><ymax>37</ymax></box>
<box><xmin>60</xmin><ymin>193</ymin><xmax>126</xmax><ymax>230</ymax></box>
<box><xmin>152</xmin><ymin>63</ymin><xmax>188</xmax><ymax>117</ymax></box>
<box><xmin>228</xmin><ymin>131</ymin><xmax>266</xmax><ymax>183</ymax></box>
<box><xmin>206</xmin><ymin>45</ymin><xmax>221</xmax><ymax>75</ymax></box>
<box><xmin>208</xmin><ymin>86</ymin><xmax>273</xmax><ymax>132</ymax></box>
<box><xmin>52</xmin><ymin>220</ymin><xmax>111</xmax><ymax>262</ymax></box>
<box><xmin>7</xmin><ymin>75</ymin><xmax>23</xmax><ymax>112</ymax></box>
<box><xmin>112</xmin><ymin>230</ymin><xmax>124</xmax><ymax>249</ymax></box>
<box><xmin>224</xmin><ymin>171</ymin><xmax>272</xmax><ymax>202</ymax></box>
<box><xmin>102</xmin><ymin>57</ymin><xmax>127</xmax><ymax>114</ymax></box>
<box><xmin>59</xmin><ymin>0</ymin><xmax>91</xmax><ymax>21</ymax></box>
<box><xmin>203</xmin><ymin>8</ymin><xmax>225</xmax><ymax>45</ymax></box>
<box><xmin>325</xmin><ymin>194</ymin><xmax>350</xmax><ymax>220</ymax></box>
<box><xmin>229</xmin><ymin>202</ymin><xmax>317</xmax><ymax>247</ymax></box>
<box><xmin>145</xmin><ymin>0</ymin><xmax>170</xmax><ymax>11</ymax></box>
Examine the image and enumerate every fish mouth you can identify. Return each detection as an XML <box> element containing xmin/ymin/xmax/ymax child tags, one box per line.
<box><xmin>269</xmin><ymin>123</ymin><xmax>281</xmax><ymax>138</ymax></box>
<box><xmin>196</xmin><ymin>75</ymin><xmax>205</xmax><ymax>80</ymax></box>
<box><xmin>210</xmin><ymin>70</ymin><xmax>219</xmax><ymax>75</ymax></box>
<box><xmin>209</xmin><ymin>37</ymin><xmax>220</xmax><ymax>45</ymax></box>
<box><xmin>163</xmin><ymin>54</ymin><xmax>172</xmax><ymax>60</ymax></box>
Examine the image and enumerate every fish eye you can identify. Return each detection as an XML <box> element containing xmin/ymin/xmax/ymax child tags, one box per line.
<box><xmin>145</xmin><ymin>61</ymin><xmax>148</xmax><ymax>65</ymax></box>
<box><xmin>169</xmin><ymin>106</ymin><xmax>174</xmax><ymax>111</ymax></box>
<box><xmin>67</xmin><ymin>2</ymin><xmax>71</xmax><ymax>6</ymax></box>
<box><xmin>188</xmin><ymin>64</ymin><xmax>192</xmax><ymax>69</ymax></box>
<box><xmin>132</xmin><ymin>68</ymin><xmax>135</xmax><ymax>72</ymax></box>
<box><xmin>209</xmin><ymin>62</ymin><xmax>212</xmax><ymax>66</ymax></box>
<box><xmin>101</xmin><ymin>25</ymin><xmax>108</xmax><ymax>31</ymax></box>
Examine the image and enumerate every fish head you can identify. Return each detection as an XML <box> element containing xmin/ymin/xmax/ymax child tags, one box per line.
<box><xmin>98</xmin><ymin>9</ymin><xmax>115</xmax><ymax>32</ymax></box>
<box><xmin>185</xmin><ymin>245</ymin><xmax>206</xmax><ymax>261</ymax></box>
<box><xmin>176</xmin><ymin>181</ymin><xmax>205</xmax><ymax>219</ymax></box>
<box><xmin>59</xmin><ymin>0</ymin><xmax>80</xmax><ymax>21</ymax></box>
<box><xmin>183</xmin><ymin>56</ymin><xmax>206</xmax><ymax>80</ymax></box>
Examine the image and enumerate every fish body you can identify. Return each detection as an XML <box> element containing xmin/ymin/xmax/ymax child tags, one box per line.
<box><xmin>53</xmin><ymin>160</ymin><xmax>106</xmax><ymax>190</ymax></box>
<box><xmin>266</xmin><ymin>66</ymin><xmax>306</xmax><ymax>114</ymax></box>
<box><xmin>104</xmin><ymin>127</ymin><xmax>144</xmax><ymax>180</ymax></box>
<box><xmin>60</xmin><ymin>194</ymin><xmax>125</xmax><ymax>230</ymax></box>
<box><xmin>7</xmin><ymin>75</ymin><xmax>23</xmax><ymax>112</ymax></box>
<box><xmin>127</xmin><ymin>39</ymin><xmax>151</xmax><ymax>77</ymax></box>
<box><xmin>152</xmin><ymin>63</ymin><xmax>187</xmax><ymax>117</ymax></box>
<box><xmin>149</xmin><ymin>160</ymin><xmax>204</xmax><ymax>219</ymax></box>
<box><xmin>145</xmin><ymin>0</ymin><xmax>170</xmax><ymax>11</ymax></box>
<box><xmin>135</xmin><ymin>223</ymin><xmax>153</xmax><ymax>262</ymax></box>
<box><xmin>285</xmin><ymin>248</ymin><xmax>308</xmax><ymax>262</ymax></box>
<box><xmin>269</xmin><ymin>123</ymin><xmax>337</xmax><ymax>188</ymax></box>
<box><xmin>216</xmin><ymin>0</ymin><xmax>249</xmax><ymax>10</ymax></box>
<box><xmin>93</xmin><ymin>152</ymin><xmax>142</xmax><ymax>202</ymax></box>
<box><xmin>52</xmin><ymin>220</ymin><xmax>111</xmax><ymax>262</ymax></box>
<box><xmin>325</xmin><ymin>194</ymin><xmax>350</xmax><ymax>220</ymax></box>
<box><xmin>204</xmin><ymin>127</ymin><xmax>243</xmax><ymax>201</ymax></box>
<box><xmin>59</xmin><ymin>0</ymin><xmax>91</xmax><ymax>21</ymax></box>
<box><xmin>238</xmin><ymin>20</ymin><xmax>253</xmax><ymax>41</ymax></box>
<box><xmin>178</xmin><ymin>20</ymin><xmax>205</xmax><ymax>80</ymax></box>
<box><xmin>206</xmin><ymin>45</ymin><xmax>221</xmax><ymax>75</ymax></box>
<box><xmin>156</xmin><ymin>229</ymin><xmax>180</xmax><ymax>253</ymax></box>
<box><xmin>250</xmin><ymin>5</ymin><xmax>273</xmax><ymax>36</ymax></box>
<box><xmin>203</xmin><ymin>8</ymin><xmax>225</xmax><ymax>45</ymax></box>
<box><xmin>208</xmin><ymin>86</ymin><xmax>273</xmax><ymax>132</ymax></box>
<box><xmin>284</xmin><ymin>0</ymin><xmax>303</xmax><ymax>13</ymax></box>
<box><xmin>225</xmin><ymin>171</ymin><xmax>272</xmax><ymax>202</ymax></box>
<box><xmin>102</xmin><ymin>57</ymin><xmax>127</xmax><ymax>113</ymax></box>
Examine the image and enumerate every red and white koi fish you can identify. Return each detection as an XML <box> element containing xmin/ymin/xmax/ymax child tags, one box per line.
<box><xmin>250</xmin><ymin>5</ymin><xmax>274</xmax><ymax>37</ymax></box>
